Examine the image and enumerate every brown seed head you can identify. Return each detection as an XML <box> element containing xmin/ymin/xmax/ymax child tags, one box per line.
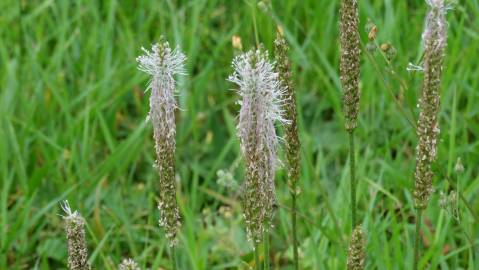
<box><xmin>347</xmin><ymin>226</ymin><xmax>365</xmax><ymax>270</ymax></box>
<box><xmin>340</xmin><ymin>0</ymin><xmax>361</xmax><ymax>131</ymax></box>
<box><xmin>274</xmin><ymin>29</ymin><xmax>301</xmax><ymax>192</ymax></box>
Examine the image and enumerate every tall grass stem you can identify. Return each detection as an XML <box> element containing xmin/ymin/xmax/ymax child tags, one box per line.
<box><xmin>292</xmin><ymin>191</ymin><xmax>299</xmax><ymax>270</ymax></box>
<box><xmin>254</xmin><ymin>245</ymin><xmax>261</xmax><ymax>270</ymax></box>
<box><xmin>413</xmin><ymin>208</ymin><xmax>423</xmax><ymax>270</ymax></box>
<box><xmin>264</xmin><ymin>227</ymin><xmax>270</xmax><ymax>270</ymax></box>
<box><xmin>171</xmin><ymin>246</ymin><xmax>177</xmax><ymax>270</ymax></box>
<box><xmin>349</xmin><ymin>130</ymin><xmax>357</xmax><ymax>228</ymax></box>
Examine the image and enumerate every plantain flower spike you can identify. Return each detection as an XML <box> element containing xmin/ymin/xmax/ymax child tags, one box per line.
<box><xmin>339</xmin><ymin>0</ymin><xmax>361</xmax><ymax>131</ymax></box>
<box><xmin>228</xmin><ymin>47</ymin><xmax>286</xmax><ymax>244</ymax></box>
<box><xmin>61</xmin><ymin>201</ymin><xmax>91</xmax><ymax>270</ymax></box>
<box><xmin>414</xmin><ymin>0</ymin><xmax>447</xmax><ymax>209</ymax></box>
<box><xmin>347</xmin><ymin>226</ymin><xmax>365</xmax><ymax>270</ymax></box>
<box><xmin>274</xmin><ymin>29</ymin><xmax>300</xmax><ymax>193</ymax></box>
<box><xmin>136</xmin><ymin>40</ymin><xmax>186</xmax><ymax>246</ymax></box>
<box><xmin>118</xmin><ymin>258</ymin><xmax>141</xmax><ymax>270</ymax></box>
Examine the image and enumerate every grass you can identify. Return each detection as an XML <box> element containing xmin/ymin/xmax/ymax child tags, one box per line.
<box><xmin>1</xmin><ymin>0</ymin><xmax>479</xmax><ymax>269</ymax></box>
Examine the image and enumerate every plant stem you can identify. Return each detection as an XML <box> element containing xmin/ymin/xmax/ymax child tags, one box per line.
<box><xmin>171</xmin><ymin>245</ymin><xmax>177</xmax><ymax>270</ymax></box>
<box><xmin>251</xmin><ymin>0</ymin><xmax>260</xmax><ymax>47</ymax></box>
<box><xmin>292</xmin><ymin>190</ymin><xmax>299</xmax><ymax>270</ymax></box>
<box><xmin>264</xmin><ymin>227</ymin><xmax>270</xmax><ymax>270</ymax></box>
<box><xmin>349</xmin><ymin>130</ymin><xmax>357</xmax><ymax>228</ymax></box>
<box><xmin>254</xmin><ymin>245</ymin><xmax>261</xmax><ymax>270</ymax></box>
<box><xmin>413</xmin><ymin>208</ymin><xmax>423</xmax><ymax>270</ymax></box>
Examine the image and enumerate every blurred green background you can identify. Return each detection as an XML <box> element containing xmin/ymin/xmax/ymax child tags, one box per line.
<box><xmin>1</xmin><ymin>0</ymin><xmax>478</xmax><ymax>269</ymax></box>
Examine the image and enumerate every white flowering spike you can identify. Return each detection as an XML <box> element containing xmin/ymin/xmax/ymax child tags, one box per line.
<box><xmin>61</xmin><ymin>201</ymin><xmax>91</xmax><ymax>270</ymax></box>
<box><xmin>136</xmin><ymin>41</ymin><xmax>186</xmax><ymax>246</ymax></box>
<box><xmin>414</xmin><ymin>0</ymin><xmax>447</xmax><ymax>209</ymax></box>
<box><xmin>228</xmin><ymin>47</ymin><xmax>286</xmax><ymax>244</ymax></box>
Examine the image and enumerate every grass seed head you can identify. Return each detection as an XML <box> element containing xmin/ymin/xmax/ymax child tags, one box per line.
<box><xmin>228</xmin><ymin>47</ymin><xmax>285</xmax><ymax>244</ymax></box>
<box><xmin>340</xmin><ymin>0</ymin><xmax>361</xmax><ymax>131</ymax></box>
<box><xmin>61</xmin><ymin>201</ymin><xmax>91</xmax><ymax>270</ymax></box>
<box><xmin>347</xmin><ymin>226</ymin><xmax>365</xmax><ymax>270</ymax></box>
<box><xmin>274</xmin><ymin>30</ymin><xmax>301</xmax><ymax>192</ymax></box>
<box><xmin>137</xmin><ymin>40</ymin><xmax>186</xmax><ymax>246</ymax></box>
<box><xmin>414</xmin><ymin>0</ymin><xmax>447</xmax><ymax>209</ymax></box>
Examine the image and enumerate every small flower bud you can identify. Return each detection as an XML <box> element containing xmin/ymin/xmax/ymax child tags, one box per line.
<box><xmin>232</xmin><ymin>35</ymin><xmax>243</xmax><ymax>51</ymax></box>
<box><xmin>365</xmin><ymin>19</ymin><xmax>378</xmax><ymax>41</ymax></box>
<box><xmin>454</xmin><ymin>157</ymin><xmax>464</xmax><ymax>174</ymax></box>
<box><xmin>365</xmin><ymin>42</ymin><xmax>377</xmax><ymax>53</ymax></box>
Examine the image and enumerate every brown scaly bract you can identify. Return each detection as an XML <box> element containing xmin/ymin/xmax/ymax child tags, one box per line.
<box><xmin>61</xmin><ymin>201</ymin><xmax>91</xmax><ymax>270</ymax></box>
<box><xmin>137</xmin><ymin>41</ymin><xmax>186</xmax><ymax>246</ymax></box>
<box><xmin>340</xmin><ymin>0</ymin><xmax>361</xmax><ymax>131</ymax></box>
<box><xmin>347</xmin><ymin>226</ymin><xmax>365</xmax><ymax>270</ymax></box>
<box><xmin>274</xmin><ymin>30</ymin><xmax>301</xmax><ymax>193</ymax></box>
<box><xmin>414</xmin><ymin>0</ymin><xmax>447</xmax><ymax>209</ymax></box>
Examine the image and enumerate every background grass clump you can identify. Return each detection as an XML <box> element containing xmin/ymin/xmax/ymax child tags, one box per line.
<box><xmin>1</xmin><ymin>0</ymin><xmax>479</xmax><ymax>269</ymax></box>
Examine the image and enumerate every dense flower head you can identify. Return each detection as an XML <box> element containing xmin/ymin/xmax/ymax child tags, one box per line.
<box><xmin>414</xmin><ymin>0</ymin><xmax>447</xmax><ymax>209</ymax></box>
<box><xmin>137</xmin><ymin>41</ymin><xmax>186</xmax><ymax>246</ymax></box>
<box><xmin>119</xmin><ymin>258</ymin><xmax>141</xmax><ymax>270</ymax></box>
<box><xmin>274</xmin><ymin>30</ymin><xmax>301</xmax><ymax>191</ymax></box>
<box><xmin>347</xmin><ymin>226</ymin><xmax>365</xmax><ymax>270</ymax></box>
<box><xmin>61</xmin><ymin>201</ymin><xmax>91</xmax><ymax>270</ymax></box>
<box><xmin>228</xmin><ymin>47</ymin><xmax>285</xmax><ymax>244</ymax></box>
<box><xmin>339</xmin><ymin>0</ymin><xmax>361</xmax><ymax>131</ymax></box>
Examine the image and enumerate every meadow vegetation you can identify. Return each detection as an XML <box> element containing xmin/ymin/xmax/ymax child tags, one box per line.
<box><xmin>1</xmin><ymin>0</ymin><xmax>479</xmax><ymax>269</ymax></box>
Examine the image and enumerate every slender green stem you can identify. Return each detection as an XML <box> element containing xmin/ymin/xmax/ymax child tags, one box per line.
<box><xmin>349</xmin><ymin>130</ymin><xmax>357</xmax><ymax>229</ymax></box>
<box><xmin>254</xmin><ymin>245</ymin><xmax>261</xmax><ymax>270</ymax></box>
<box><xmin>170</xmin><ymin>245</ymin><xmax>177</xmax><ymax>270</ymax></box>
<box><xmin>413</xmin><ymin>208</ymin><xmax>423</xmax><ymax>270</ymax></box>
<box><xmin>251</xmin><ymin>0</ymin><xmax>260</xmax><ymax>47</ymax></box>
<box><xmin>264</xmin><ymin>227</ymin><xmax>270</xmax><ymax>270</ymax></box>
<box><xmin>292</xmin><ymin>191</ymin><xmax>299</xmax><ymax>270</ymax></box>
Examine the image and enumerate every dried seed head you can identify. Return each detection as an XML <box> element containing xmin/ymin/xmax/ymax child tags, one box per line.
<box><xmin>340</xmin><ymin>0</ymin><xmax>361</xmax><ymax>131</ymax></box>
<box><xmin>61</xmin><ymin>201</ymin><xmax>91</xmax><ymax>270</ymax></box>
<box><xmin>274</xmin><ymin>30</ymin><xmax>301</xmax><ymax>191</ymax></box>
<box><xmin>118</xmin><ymin>258</ymin><xmax>140</xmax><ymax>270</ymax></box>
<box><xmin>228</xmin><ymin>47</ymin><xmax>285</xmax><ymax>244</ymax></box>
<box><xmin>347</xmin><ymin>226</ymin><xmax>365</xmax><ymax>270</ymax></box>
<box><xmin>137</xmin><ymin>41</ymin><xmax>186</xmax><ymax>246</ymax></box>
<box><xmin>414</xmin><ymin>0</ymin><xmax>447</xmax><ymax>209</ymax></box>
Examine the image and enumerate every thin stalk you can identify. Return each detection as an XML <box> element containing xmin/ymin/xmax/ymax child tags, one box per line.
<box><xmin>349</xmin><ymin>130</ymin><xmax>357</xmax><ymax>228</ymax></box>
<box><xmin>171</xmin><ymin>246</ymin><xmax>177</xmax><ymax>270</ymax></box>
<box><xmin>251</xmin><ymin>0</ymin><xmax>260</xmax><ymax>47</ymax></box>
<box><xmin>413</xmin><ymin>208</ymin><xmax>423</xmax><ymax>270</ymax></box>
<box><xmin>292</xmin><ymin>190</ymin><xmax>299</xmax><ymax>270</ymax></box>
<box><xmin>264</xmin><ymin>227</ymin><xmax>270</xmax><ymax>270</ymax></box>
<box><xmin>254</xmin><ymin>245</ymin><xmax>261</xmax><ymax>270</ymax></box>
